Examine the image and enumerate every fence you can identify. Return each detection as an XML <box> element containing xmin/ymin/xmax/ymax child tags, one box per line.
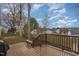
<box><xmin>37</xmin><ymin>34</ymin><xmax>79</xmax><ymax>55</ymax></box>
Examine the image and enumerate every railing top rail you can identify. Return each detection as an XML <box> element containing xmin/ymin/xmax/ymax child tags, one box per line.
<box><xmin>38</xmin><ymin>33</ymin><xmax>79</xmax><ymax>37</ymax></box>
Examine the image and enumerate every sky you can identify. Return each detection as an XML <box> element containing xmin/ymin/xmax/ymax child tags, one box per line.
<box><xmin>30</xmin><ymin>3</ymin><xmax>79</xmax><ymax>28</ymax></box>
<box><xmin>1</xmin><ymin>3</ymin><xmax>79</xmax><ymax>28</ymax></box>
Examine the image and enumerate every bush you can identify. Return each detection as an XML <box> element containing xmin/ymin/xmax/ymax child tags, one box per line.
<box><xmin>8</xmin><ymin>27</ymin><xmax>16</xmax><ymax>33</ymax></box>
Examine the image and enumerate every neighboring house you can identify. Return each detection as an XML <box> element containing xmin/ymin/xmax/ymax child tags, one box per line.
<box><xmin>31</xmin><ymin>28</ymin><xmax>53</xmax><ymax>34</ymax></box>
<box><xmin>55</xmin><ymin>28</ymin><xmax>61</xmax><ymax>34</ymax></box>
<box><xmin>52</xmin><ymin>28</ymin><xmax>61</xmax><ymax>34</ymax></box>
<box><xmin>45</xmin><ymin>30</ymin><xmax>53</xmax><ymax>34</ymax></box>
<box><xmin>60</xmin><ymin>28</ymin><xmax>68</xmax><ymax>35</ymax></box>
<box><xmin>0</xmin><ymin>25</ymin><xmax>8</xmax><ymax>36</ymax></box>
<box><xmin>36</xmin><ymin>28</ymin><xmax>45</xmax><ymax>34</ymax></box>
<box><xmin>31</xmin><ymin>27</ymin><xmax>79</xmax><ymax>36</ymax></box>
<box><xmin>31</xmin><ymin>28</ymin><xmax>45</xmax><ymax>34</ymax></box>
<box><xmin>31</xmin><ymin>29</ymin><xmax>37</xmax><ymax>34</ymax></box>
<box><xmin>67</xmin><ymin>29</ymin><xmax>72</xmax><ymax>35</ymax></box>
<box><xmin>52</xmin><ymin>27</ymin><xmax>79</xmax><ymax>36</ymax></box>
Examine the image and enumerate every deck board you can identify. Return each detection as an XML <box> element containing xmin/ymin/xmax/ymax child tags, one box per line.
<box><xmin>7</xmin><ymin>42</ymin><xmax>77</xmax><ymax>56</ymax></box>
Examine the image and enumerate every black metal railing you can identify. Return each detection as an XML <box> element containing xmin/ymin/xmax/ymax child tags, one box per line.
<box><xmin>37</xmin><ymin>34</ymin><xmax>79</xmax><ymax>55</ymax></box>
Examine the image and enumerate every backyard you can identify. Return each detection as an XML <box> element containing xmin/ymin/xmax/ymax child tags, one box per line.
<box><xmin>0</xmin><ymin>3</ymin><xmax>79</xmax><ymax>56</ymax></box>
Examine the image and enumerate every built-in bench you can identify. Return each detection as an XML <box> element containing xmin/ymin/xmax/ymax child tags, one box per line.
<box><xmin>26</xmin><ymin>39</ymin><xmax>44</xmax><ymax>48</ymax></box>
<box><xmin>26</xmin><ymin>39</ymin><xmax>34</xmax><ymax>47</ymax></box>
<box><xmin>26</xmin><ymin>34</ymin><xmax>46</xmax><ymax>48</ymax></box>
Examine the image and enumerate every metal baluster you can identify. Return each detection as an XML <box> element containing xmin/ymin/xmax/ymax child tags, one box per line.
<box><xmin>67</xmin><ymin>36</ymin><xmax>68</xmax><ymax>50</ymax></box>
<box><xmin>63</xmin><ymin>36</ymin><xmax>65</xmax><ymax>50</ymax></box>
<box><xmin>57</xmin><ymin>35</ymin><xmax>59</xmax><ymax>56</ymax></box>
<box><xmin>55</xmin><ymin>35</ymin><xmax>57</xmax><ymax>47</ymax></box>
<box><xmin>63</xmin><ymin>36</ymin><xmax>65</xmax><ymax>56</ymax></box>
<box><xmin>57</xmin><ymin>35</ymin><xmax>58</xmax><ymax>47</ymax></box>
<box><xmin>45</xmin><ymin>34</ymin><xmax>47</xmax><ymax>56</ymax></box>
<box><xmin>75</xmin><ymin>37</ymin><xmax>76</xmax><ymax>53</ymax></box>
<box><xmin>76</xmin><ymin>37</ymin><xmax>79</xmax><ymax>53</ymax></box>
<box><xmin>61</xmin><ymin>35</ymin><xmax>63</xmax><ymax>56</ymax></box>
<box><xmin>60</xmin><ymin>36</ymin><xmax>62</xmax><ymax>48</ymax></box>
<box><xmin>78</xmin><ymin>37</ymin><xmax>79</xmax><ymax>54</ymax></box>
<box><xmin>75</xmin><ymin>37</ymin><xmax>78</xmax><ymax>53</ymax></box>
<box><xmin>64</xmin><ymin>36</ymin><xmax>66</xmax><ymax>50</ymax></box>
<box><xmin>59</xmin><ymin>35</ymin><xmax>61</xmax><ymax>56</ymax></box>
<box><xmin>73</xmin><ymin>37</ymin><xmax>75</xmax><ymax>53</ymax></box>
<box><xmin>58</xmin><ymin>35</ymin><xmax>60</xmax><ymax>48</ymax></box>
<box><xmin>72</xmin><ymin>37</ymin><xmax>73</xmax><ymax>52</ymax></box>
<box><xmin>69</xmin><ymin>36</ymin><xmax>71</xmax><ymax>51</ymax></box>
<box><xmin>65</xmin><ymin>36</ymin><xmax>67</xmax><ymax>50</ymax></box>
<box><xmin>53</xmin><ymin>35</ymin><xmax>55</xmax><ymax>46</ymax></box>
<box><xmin>52</xmin><ymin>35</ymin><xmax>54</xmax><ymax>46</ymax></box>
<box><xmin>40</xmin><ymin>35</ymin><xmax>42</xmax><ymax>56</ymax></box>
<box><xmin>57</xmin><ymin>35</ymin><xmax>59</xmax><ymax>55</ymax></box>
<box><xmin>54</xmin><ymin>36</ymin><xmax>56</xmax><ymax>46</ymax></box>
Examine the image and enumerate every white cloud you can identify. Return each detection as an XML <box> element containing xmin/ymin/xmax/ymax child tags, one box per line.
<box><xmin>32</xmin><ymin>4</ymin><xmax>44</xmax><ymax>12</ymax></box>
<box><xmin>48</xmin><ymin>3</ymin><xmax>66</xmax><ymax>21</ymax></box>
<box><xmin>57</xmin><ymin>19</ymin><xmax>78</xmax><ymax>27</ymax></box>
<box><xmin>58</xmin><ymin>20</ymin><xmax>67</xmax><ymax>24</ymax></box>
<box><xmin>64</xmin><ymin>16</ymin><xmax>70</xmax><ymax>19</ymax></box>
<box><xmin>53</xmin><ymin>8</ymin><xmax>66</xmax><ymax>14</ymax></box>
<box><xmin>48</xmin><ymin>3</ymin><xmax>78</xmax><ymax>28</ymax></box>
<box><xmin>36</xmin><ymin>18</ymin><xmax>42</xmax><ymax>21</ymax></box>
<box><xmin>49</xmin><ymin>14</ymin><xmax>61</xmax><ymax>20</ymax></box>
<box><xmin>67</xmin><ymin>23</ymin><xmax>72</xmax><ymax>26</ymax></box>
<box><xmin>48</xmin><ymin>3</ymin><xmax>65</xmax><ymax>11</ymax></box>
<box><xmin>69</xmin><ymin>19</ymin><xmax>78</xmax><ymax>23</ymax></box>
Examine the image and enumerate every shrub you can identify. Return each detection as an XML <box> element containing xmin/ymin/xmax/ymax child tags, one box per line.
<box><xmin>8</xmin><ymin>27</ymin><xmax>16</xmax><ymax>33</ymax></box>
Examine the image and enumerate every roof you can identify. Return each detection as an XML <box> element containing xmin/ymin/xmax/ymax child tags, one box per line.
<box><xmin>36</xmin><ymin>28</ymin><xmax>45</xmax><ymax>33</ymax></box>
<box><xmin>33</xmin><ymin>28</ymin><xmax>53</xmax><ymax>34</ymax></box>
<box><xmin>52</xmin><ymin>27</ymin><xmax>79</xmax><ymax>35</ymax></box>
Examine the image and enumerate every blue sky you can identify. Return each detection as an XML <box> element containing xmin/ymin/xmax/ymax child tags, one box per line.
<box><xmin>30</xmin><ymin>3</ymin><xmax>79</xmax><ymax>28</ymax></box>
<box><xmin>1</xmin><ymin>3</ymin><xmax>79</xmax><ymax>28</ymax></box>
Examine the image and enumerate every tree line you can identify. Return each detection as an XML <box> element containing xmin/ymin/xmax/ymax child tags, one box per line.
<box><xmin>0</xmin><ymin>3</ymin><xmax>39</xmax><ymax>37</ymax></box>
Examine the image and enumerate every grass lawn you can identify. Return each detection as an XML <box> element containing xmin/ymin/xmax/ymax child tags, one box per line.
<box><xmin>0</xmin><ymin>35</ymin><xmax>26</xmax><ymax>45</ymax></box>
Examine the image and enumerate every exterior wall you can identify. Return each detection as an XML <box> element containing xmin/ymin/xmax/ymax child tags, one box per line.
<box><xmin>0</xmin><ymin>26</ymin><xmax>8</xmax><ymax>36</ymax></box>
<box><xmin>55</xmin><ymin>29</ymin><xmax>60</xmax><ymax>34</ymax></box>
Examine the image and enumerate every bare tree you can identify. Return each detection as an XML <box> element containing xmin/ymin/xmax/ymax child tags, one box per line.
<box><xmin>0</xmin><ymin>4</ymin><xmax>3</xmax><ymax>25</ymax></box>
<box><xmin>42</xmin><ymin>12</ymin><xmax>51</xmax><ymax>29</ymax></box>
<box><xmin>27</xmin><ymin>3</ymin><xmax>33</xmax><ymax>40</ymax></box>
<box><xmin>7</xmin><ymin>3</ymin><xmax>19</xmax><ymax>28</ymax></box>
<box><xmin>6</xmin><ymin>3</ymin><xmax>25</xmax><ymax>36</ymax></box>
<box><xmin>18</xmin><ymin>3</ymin><xmax>24</xmax><ymax>37</ymax></box>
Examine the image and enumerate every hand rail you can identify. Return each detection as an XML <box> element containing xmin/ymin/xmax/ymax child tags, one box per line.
<box><xmin>35</xmin><ymin>34</ymin><xmax>79</xmax><ymax>55</ymax></box>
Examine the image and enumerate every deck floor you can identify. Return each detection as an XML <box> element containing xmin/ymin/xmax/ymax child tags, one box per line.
<box><xmin>7</xmin><ymin>42</ymin><xmax>76</xmax><ymax>56</ymax></box>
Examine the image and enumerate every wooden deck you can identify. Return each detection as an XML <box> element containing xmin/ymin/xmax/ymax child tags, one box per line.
<box><xmin>7</xmin><ymin>42</ymin><xmax>78</xmax><ymax>56</ymax></box>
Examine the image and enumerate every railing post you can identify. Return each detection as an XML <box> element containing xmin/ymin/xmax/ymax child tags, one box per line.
<box><xmin>71</xmin><ymin>37</ymin><xmax>73</xmax><ymax>52</ymax></box>
<box><xmin>78</xmin><ymin>37</ymin><xmax>79</xmax><ymax>54</ymax></box>
<box><xmin>44</xmin><ymin>34</ymin><xmax>47</xmax><ymax>56</ymax></box>
<box><xmin>45</xmin><ymin>34</ymin><xmax>47</xmax><ymax>45</ymax></box>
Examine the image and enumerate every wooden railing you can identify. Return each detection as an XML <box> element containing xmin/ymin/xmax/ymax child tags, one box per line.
<box><xmin>37</xmin><ymin>34</ymin><xmax>79</xmax><ymax>55</ymax></box>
